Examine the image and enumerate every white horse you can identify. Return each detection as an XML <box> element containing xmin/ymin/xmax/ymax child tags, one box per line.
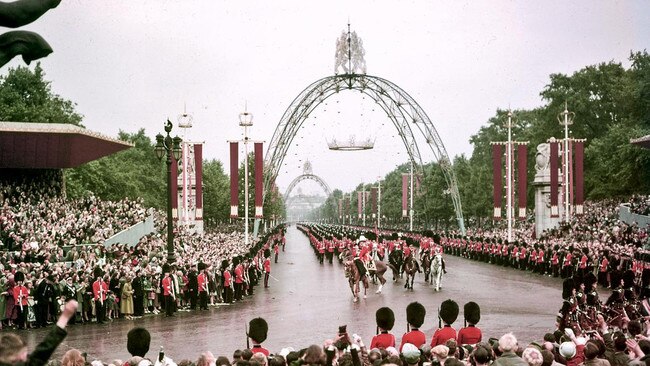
<box><xmin>431</xmin><ymin>254</ymin><xmax>443</xmax><ymax>291</ymax></box>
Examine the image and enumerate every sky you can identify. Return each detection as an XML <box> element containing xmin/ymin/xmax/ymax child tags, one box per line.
<box><xmin>3</xmin><ymin>0</ymin><xmax>649</xmax><ymax>196</ymax></box>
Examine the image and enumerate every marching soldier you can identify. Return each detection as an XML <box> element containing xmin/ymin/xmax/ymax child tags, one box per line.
<box><xmin>401</xmin><ymin>302</ymin><xmax>426</xmax><ymax>351</ymax></box>
<box><xmin>458</xmin><ymin>301</ymin><xmax>482</xmax><ymax>345</ymax></box>
<box><xmin>431</xmin><ymin>299</ymin><xmax>459</xmax><ymax>346</ymax></box>
<box><xmin>557</xmin><ymin>278</ymin><xmax>578</xmax><ymax>332</ymax></box>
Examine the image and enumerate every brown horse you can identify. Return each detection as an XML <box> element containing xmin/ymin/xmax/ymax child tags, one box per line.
<box><xmin>344</xmin><ymin>260</ymin><xmax>368</xmax><ymax>302</ymax></box>
<box><xmin>368</xmin><ymin>259</ymin><xmax>389</xmax><ymax>294</ymax></box>
<box><xmin>421</xmin><ymin>252</ymin><xmax>432</xmax><ymax>283</ymax></box>
<box><xmin>403</xmin><ymin>255</ymin><xmax>418</xmax><ymax>290</ymax></box>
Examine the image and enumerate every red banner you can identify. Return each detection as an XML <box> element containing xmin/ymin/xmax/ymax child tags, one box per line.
<box><xmin>345</xmin><ymin>196</ymin><xmax>350</xmax><ymax>219</ymax></box>
<box><xmin>338</xmin><ymin>198</ymin><xmax>343</xmax><ymax>219</ymax></box>
<box><xmin>357</xmin><ymin>191</ymin><xmax>362</xmax><ymax>219</ymax></box>
<box><xmin>574</xmin><ymin>141</ymin><xmax>584</xmax><ymax>215</ymax></box>
<box><xmin>492</xmin><ymin>144</ymin><xmax>502</xmax><ymax>219</ymax></box>
<box><xmin>402</xmin><ymin>174</ymin><xmax>408</xmax><ymax>218</ymax></box>
<box><xmin>229</xmin><ymin>142</ymin><xmax>238</xmax><ymax>218</ymax></box>
<box><xmin>550</xmin><ymin>141</ymin><xmax>559</xmax><ymax>218</ymax></box>
<box><xmin>194</xmin><ymin>144</ymin><xmax>203</xmax><ymax>219</ymax></box>
<box><xmin>371</xmin><ymin>187</ymin><xmax>378</xmax><ymax>219</ymax></box>
<box><xmin>254</xmin><ymin>143</ymin><xmax>263</xmax><ymax>218</ymax></box>
<box><xmin>171</xmin><ymin>155</ymin><xmax>178</xmax><ymax>219</ymax></box>
<box><xmin>517</xmin><ymin>144</ymin><xmax>527</xmax><ymax>220</ymax></box>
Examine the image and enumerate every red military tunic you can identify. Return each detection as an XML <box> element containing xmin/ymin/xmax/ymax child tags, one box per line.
<box><xmin>13</xmin><ymin>285</ymin><xmax>29</xmax><ymax>306</ymax></box>
<box><xmin>371</xmin><ymin>332</ymin><xmax>396</xmax><ymax>349</ymax></box>
<box><xmin>223</xmin><ymin>270</ymin><xmax>232</xmax><ymax>288</ymax></box>
<box><xmin>264</xmin><ymin>258</ymin><xmax>271</xmax><ymax>273</ymax></box>
<box><xmin>579</xmin><ymin>255</ymin><xmax>588</xmax><ymax>269</ymax></box>
<box><xmin>430</xmin><ymin>325</ymin><xmax>457</xmax><ymax>347</ymax></box>
<box><xmin>457</xmin><ymin>325</ymin><xmax>482</xmax><ymax>345</ymax></box>
<box><xmin>251</xmin><ymin>345</ymin><xmax>270</xmax><ymax>356</ymax></box>
<box><xmin>600</xmin><ymin>257</ymin><xmax>609</xmax><ymax>273</ymax></box>
<box><xmin>400</xmin><ymin>330</ymin><xmax>426</xmax><ymax>351</ymax></box>
<box><xmin>198</xmin><ymin>273</ymin><xmax>208</xmax><ymax>293</ymax></box>
<box><xmin>93</xmin><ymin>279</ymin><xmax>109</xmax><ymax>301</ymax></box>
<box><xmin>162</xmin><ymin>276</ymin><xmax>174</xmax><ymax>296</ymax></box>
<box><xmin>234</xmin><ymin>264</ymin><xmax>244</xmax><ymax>284</ymax></box>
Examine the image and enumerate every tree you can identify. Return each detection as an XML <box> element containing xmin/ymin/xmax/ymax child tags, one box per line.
<box><xmin>202</xmin><ymin>159</ymin><xmax>230</xmax><ymax>227</ymax></box>
<box><xmin>0</xmin><ymin>63</ymin><xmax>83</xmax><ymax>125</ymax></box>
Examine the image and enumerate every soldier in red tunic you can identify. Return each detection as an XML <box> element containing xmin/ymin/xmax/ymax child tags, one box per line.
<box><xmin>457</xmin><ymin>302</ymin><xmax>482</xmax><ymax>345</ymax></box>
<box><xmin>263</xmin><ymin>249</ymin><xmax>271</xmax><ymax>288</ymax></box>
<box><xmin>248</xmin><ymin>317</ymin><xmax>270</xmax><ymax>356</ymax></box>
<box><xmin>197</xmin><ymin>262</ymin><xmax>209</xmax><ymax>310</ymax></box>
<box><xmin>161</xmin><ymin>264</ymin><xmax>175</xmax><ymax>317</ymax></box>
<box><xmin>222</xmin><ymin>260</ymin><xmax>233</xmax><ymax>304</ymax></box>
<box><xmin>371</xmin><ymin>307</ymin><xmax>396</xmax><ymax>349</ymax></box>
<box><xmin>400</xmin><ymin>302</ymin><xmax>426</xmax><ymax>351</ymax></box>
<box><xmin>430</xmin><ymin>299</ymin><xmax>459</xmax><ymax>346</ymax></box>
<box><xmin>13</xmin><ymin>271</ymin><xmax>29</xmax><ymax>329</ymax></box>
<box><xmin>92</xmin><ymin>267</ymin><xmax>109</xmax><ymax>323</ymax></box>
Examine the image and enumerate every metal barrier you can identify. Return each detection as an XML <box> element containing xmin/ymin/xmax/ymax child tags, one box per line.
<box><xmin>102</xmin><ymin>214</ymin><xmax>157</xmax><ymax>248</ymax></box>
<box><xmin>619</xmin><ymin>204</ymin><xmax>650</xmax><ymax>228</ymax></box>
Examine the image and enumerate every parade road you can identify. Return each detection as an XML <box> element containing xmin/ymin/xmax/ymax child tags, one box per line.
<box><xmin>24</xmin><ymin>226</ymin><xmax>562</xmax><ymax>361</ymax></box>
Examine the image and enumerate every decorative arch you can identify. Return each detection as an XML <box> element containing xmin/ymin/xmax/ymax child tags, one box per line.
<box><xmin>283</xmin><ymin>173</ymin><xmax>332</xmax><ymax>202</ymax></box>
<box><xmin>263</xmin><ymin>73</ymin><xmax>466</xmax><ymax>234</ymax></box>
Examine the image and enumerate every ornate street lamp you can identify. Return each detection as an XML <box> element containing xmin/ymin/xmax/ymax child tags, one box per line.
<box><xmin>155</xmin><ymin>119</ymin><xmax>182</xmax><ymax>263</ymax></box>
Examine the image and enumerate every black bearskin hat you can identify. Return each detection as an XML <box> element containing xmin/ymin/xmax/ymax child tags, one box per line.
<box><xmin>439</xmin><ymin>299</ymin><xmax>459</xmax><ymax>325</ymax></box>
<box><xmin>584</xmin><ymin>272</ymin><xmax>597</xmax><ymax>290</ymax></box>
<box><xmin>221</xmin><ymin>260</ymin><xmax>229</xmax><ymax>270</ymax></box>
<box><xmin>14</xmin><ymin>271</ymin><xmax>25</xmax><ymax>282</ymax></box>
<box><xmin>464</xmin><ymin>301</ymin><xmax>481</xmax><ymax>325</ymax></box>
<box><xmin>573</xmin><ymin>272</ymin><xmax>584</xmax><ymax>290</ymax></box>
<box><xmin>127</xmin><ymin>327</ymin><xmax>151</xmax><ymax>357</ymax></box>
<box><xmin>376</xmin><ymin>307</ymin><xmax>395</xmax><ymax>330</ymax></box>
<box><xmin>162</xmin><ymin>263</ymin><xmax>171</xmax><ymax>274</ymax></box>
<box><xmin>198</xmin><ymin>262</ymin><xmax>207</xmax><ymax>271</ymax></box>
<box><xmin>391</xmin><ymin>232</ymin><xmax>399</xmax><ymax>240</ymax></box>
<box><xmin>423</xmin><ymin>230</ymin><xmax>434</xmax><ymax>238</ymax></box>
<box><xmin>623</xmin><ymin>270</ymin><xmax>635</xmax><ymax>288</ymax></box>
<box><xmin>248</xmin><ymin>317</ymin><xmax>268</xmax><ymax>343</ymax></box>
<box><xmin>433</xmin><ymin>234</ymin><xmax>441</xmax><ymax>245</ymax></box>
<box><xmin>365</xmin><ymin>231</ymin><xmax>377</xmax><ymax>241</ymax></box>
<box><xmin>582</xmin><ymin>247</ymin><xmax>589</xmax><ymax>255</ymax></box>
<box><xmin>93</xmin><ymin>266</ymin><xmax>104</xmax><ymax>278</ymax></box>
<box><xmin>264</xmin><ymin>249</ymin><xmax>271</xmax><ymax>258</ymax></box>
<box><xmin>406</xmin><ymin>302</ymin><xmax>426</xmax><ymax>328</ymax></box>
<box><xmin>562</xmin><ymin>278</ymin><xmax>574</xmax><ymax>299</ymax></box>
<box><xmin>233</xmin><ymin>256</ymin><xmax>240</xmax><ymax>266</ymax></box>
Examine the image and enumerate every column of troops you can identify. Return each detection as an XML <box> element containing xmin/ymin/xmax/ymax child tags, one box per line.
<box><xmin>441</xmin><ymin>235</ymin><xmax>650</xmax><ymax>333</ymax></box>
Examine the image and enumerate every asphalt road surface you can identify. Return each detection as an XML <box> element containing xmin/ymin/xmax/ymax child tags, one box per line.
<box><xmin>23</xmin><ymin>225</ymin><xmax>563</xmax><ymax>362</ymax></box>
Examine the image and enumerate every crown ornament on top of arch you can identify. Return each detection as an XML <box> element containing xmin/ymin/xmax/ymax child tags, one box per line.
<box><xmin>334</xmin><ymin>23</ymin><xmax>366</xmax><ymax>76</ymax></box>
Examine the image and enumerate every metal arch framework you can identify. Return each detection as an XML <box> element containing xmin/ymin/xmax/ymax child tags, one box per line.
<box><xmin>264</xmin><ymin>73</ymin><xmax>466</xmax><ymax>233</ymax></box>
<box><xmin>283</xmin><ymin>173</ymin><xmax>333</xmax><ymax>202</ymax></box>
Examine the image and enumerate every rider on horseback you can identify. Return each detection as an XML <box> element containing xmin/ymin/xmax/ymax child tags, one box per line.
<box><xmin>353</xmin><ymin>235</ymin><xmax>371</xmax><ymax>279</ymax></box>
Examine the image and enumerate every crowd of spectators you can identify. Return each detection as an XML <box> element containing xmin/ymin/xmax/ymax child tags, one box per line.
<box><xmin>0</xmin><ymin>175</ymin><xmax>284</xmax><ymax>330</ymax></box>
<box><xmin>7</xmin><ymin>297</ymin><xmax>650</xmax><ymax>366</ymax></box>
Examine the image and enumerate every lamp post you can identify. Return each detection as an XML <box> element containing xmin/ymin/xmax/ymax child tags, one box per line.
<box><xmin>155</xmin><ymin>119</ymin><xmax>182</xmax><ymax>264</ymax></box>
<box><xmin>557</xmin><ymin>102</ymin><xmax>575</xmax><ymax>223</ymax></box>
<box><xmin>239</xmin><ymin>110</ymin><xmax>253</xmax><ymax>246</ymax></box>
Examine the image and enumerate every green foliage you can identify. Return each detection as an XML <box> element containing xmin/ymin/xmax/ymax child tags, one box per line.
<box><xmin>0</xmin><ymin>63</ymin><xmax>83</xmax><ymax>125</ymax></box>
<box><xmin>202</xmin><ymin>159</ymin><xmax>230</xmax><ymax>226</ymax></box>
